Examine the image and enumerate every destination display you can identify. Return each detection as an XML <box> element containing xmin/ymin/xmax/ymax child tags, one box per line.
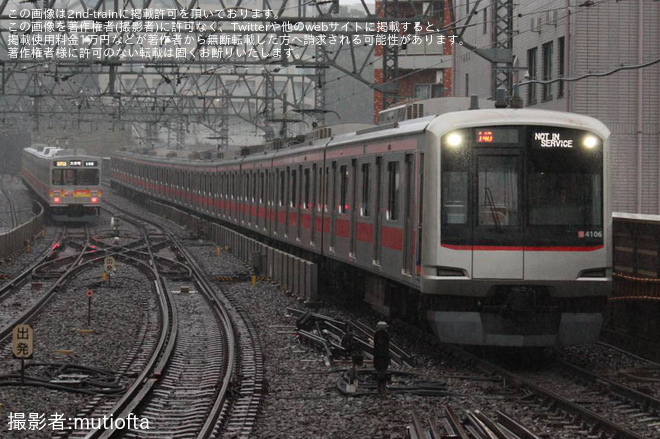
<box><xmin>473</xmin><ymin>127</ymin><xmax>519</xmax><ymax>144</ymax></box>
<box><xmin>54</xmin><ymin>160</ymin><xmax>98</xmax><ymax>167</ymax></box>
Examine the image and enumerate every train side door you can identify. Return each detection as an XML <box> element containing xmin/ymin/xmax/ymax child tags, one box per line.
<box><xmin>471</xmin><ymin>150</ymin><xmax>523</xmax><ymax>279</ymax></box>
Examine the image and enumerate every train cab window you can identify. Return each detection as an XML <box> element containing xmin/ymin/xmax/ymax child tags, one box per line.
<box><xmin>52</xmin><ymin>169</ymin><xmax>99</xmax><ymax>186</ymax></box>
<box><xmin>528</xmin><ymin>128</ymin><xmax>603</xmax><ymax>226</ymax></box>
<box><xmin>441</xmin><ymin>135</ymin><xmax>469</xmax><ymax>225</ymax></box>
<box><xmin>77</xmin><ymin>169</ymin><xmax>99</xmax><ymax>185</ymax></box>
<box><xmin>361</xmin><ymin>163</ymin><xmax>370</xmax><ymax>217</ymax></box>
<box><xmin>477</xmin><ymin>156</ymin><xmax>519</xmax><ymax>226</ymax></box>
<box><xmin>386</xmin><ymin>161</ymin><xmax>399</xmax><ymax>220</ymax></box>
<box><xmin>339</xmin><ymin>165</ymin><xmax>349</xmax><ymax>213</ymax></box>
<box><xmin>63</xmin><ymin>169</ymin><xmax>76</xmax><ymax>185</ymax></box>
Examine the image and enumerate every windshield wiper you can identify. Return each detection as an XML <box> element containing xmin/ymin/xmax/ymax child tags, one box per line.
<box><xmin>485</xmin><ymin>187</ymin><xmax>502</xmax><ymax>231</ymax></box>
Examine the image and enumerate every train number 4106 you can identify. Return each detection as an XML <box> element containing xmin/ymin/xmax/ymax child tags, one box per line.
<box><xmin>579</xmin><ymin>230</ymin><xmax>603</xmax><ymax>238</ymax></box>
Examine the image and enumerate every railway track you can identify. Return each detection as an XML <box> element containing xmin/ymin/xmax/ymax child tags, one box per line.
<box><xmin>430</xmin><ymin>343</ymin><xmax>656</xmax><ymax>439</ymax></box>
<box><xmin>58</xmin><ymin>204</ymin><xmax>263</xmax><ymax>438</ymax></box>
<box><xmin>0</xmin><ymin>226</ymin><xmax>88</xmax><ymax>341</ymax></box>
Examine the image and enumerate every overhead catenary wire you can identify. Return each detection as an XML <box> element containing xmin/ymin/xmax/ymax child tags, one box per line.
<box><xmin>321</xmin><ymin>0</ymin><xmax>620</xmax><ymax>109</ymax></box>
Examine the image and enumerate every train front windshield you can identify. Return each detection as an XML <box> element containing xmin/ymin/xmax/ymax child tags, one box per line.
<box><xmin>52</xmin><ymin>168</ymin><xmax>100</xmax><ymax>186</ymax></box>
<box><xmin>441</xmin><ymin>126</ymin><xmax>604</xmax><ymax>247</ymax></box>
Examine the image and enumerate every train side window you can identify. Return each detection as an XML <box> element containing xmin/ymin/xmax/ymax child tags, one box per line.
<box><xmin>261</xmin><ymin>172</ymin><xmax>266</xmax><ymax>205</ymax></box>
<box><xmin>290</xmin><ymin>169</ymin><xmax>297</xmax><ymax>208</ymax></box>
<box><xmin>312</xmin><ymin>165</ymin><xmax>318</xmax><ymax>210</ymax></box>
<box><xmin>361</xmin><ymin>163</ymin><xmax>370</xmax><ymax>217</ymax></box>
<box><xmin>339</xmin><ymin>165</ymin><xmax>348</xmax><ymax>213</ymax></box>
<box><xmin>325</xmin><ymin>166</ymin><xmax>330</xmax><ymax>212</ymax></box>
<box><xmin>252</xmin><ymin>172</ymin><xmax>258</xmax><ymax>202</ymax></box>
<box><xmin>387</xmin><ymin>161</ymin><xmax>399</xmax><ymax>221</ymax></box>
<box><xmin>245</xmin><ymin>172</ymin><xmax>250</xmax><ymax>201</ymax></box>
<box><xmin>304</xmin><ymin>168</ymin><xmax>310</xmax><ymax>209</ymax></box>
<box><xmin>279</xmin><ymin>170</ymin><xmax>286</xmax><ymax>206</ymax></box>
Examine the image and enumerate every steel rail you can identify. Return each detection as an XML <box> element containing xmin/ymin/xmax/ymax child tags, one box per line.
<box><xmin>553</xmin><ymin>356</ymin><xmax>660</xmax><ymax>414</ymax></box>
<box><xmin>445</xmin><ymin>345</ymin><xmax>646</xmax><ymax>439</ymax></box>
<box><xmin>95</xmin><ymin>202</ymin><xmax>236</xmax><ymax>438</ymax></box>
<box><xmin>83</xmin><ymin>213</ymin><xmax>176</xmax><ymax>439</ymax></box>
<box><xmin>0</xmin><ymin>232</ymin><xmax>64</xmax><ymax>303</ymax></box>
<box><xmin>178</xmin><ymin>240</ymin><xmax>237</xmax><ymax>438</ymax></box>
<box><xmin>0</xmin><ymin>228</ymin><xmax>89</xmax><ymax>341</ymax></box>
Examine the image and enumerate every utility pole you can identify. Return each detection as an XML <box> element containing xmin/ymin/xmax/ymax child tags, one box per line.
<box><xmin>490</xmin><ymin>0</ymin><xmax>515</xmax><ymax>100</ymax></box>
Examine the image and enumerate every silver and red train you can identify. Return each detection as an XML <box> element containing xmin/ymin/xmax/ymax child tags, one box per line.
<box><xmin>21</xmin><ymin>145</ymin><xmax>102</xmax><ymax>222</ymax></box>
<box><xmin>111</xmin><ymin>108</ymin><xmax>611</xmax><ymax>347</ymax></box>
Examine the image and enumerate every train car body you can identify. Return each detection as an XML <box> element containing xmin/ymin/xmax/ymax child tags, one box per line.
<box><xmin>21</xmin><ymin>146</ymin><xmax>102</xmax><ymax>222</ymax></box>
<box><xmin>111</xmin><ymin>108</ymin><xmax>611</xmax><ymax>347</ymax></box>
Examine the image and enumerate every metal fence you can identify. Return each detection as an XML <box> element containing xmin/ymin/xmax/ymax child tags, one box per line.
<box><xmin>613</xmin><ymin>213</ymin><xmax>660</xmax><ymax>301</ymax></box>
<box><xmin>0</xmin><ymin>202</ymin><xmax>44</xmax><ymax>260</ymax></box>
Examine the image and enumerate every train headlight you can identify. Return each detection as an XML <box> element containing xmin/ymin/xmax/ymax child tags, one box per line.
<box><xmin>582</xmin><ymin>135</ymin><xmax>599</xmax><ymax>149</ymax></box>
<box><xmin>446</xmin><ymin>132</ymin><xmax>464</xmax><ymax>148</ymax></box>
<box><xmin>53</xmin><ymin>197</ymin><xmax>61</xmax><ymax>204</ymax></box>
<box><xmin>91</xmin><ymin>197</ymin><xmax>98</xmax><ymax>204</ymax></box>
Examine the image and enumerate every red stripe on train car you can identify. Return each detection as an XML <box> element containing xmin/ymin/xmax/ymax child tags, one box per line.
<box><xmin>381</xmin><ymin>225</ymin><xmax>403</xmax><ymax>251</ymax></box>
<box><xmin>356</xmin><ymin>222</ymin><xmax>374</xmax><ymax>243</ymax></box>
<box><xmin>335</xmin><ymin>218</ymin><xmax>350</xmax><ymax>237</ymax></box>
<box><xmin>441</xmin><ymin>244</ymin><xmax>603</xmax><ymax>251</ymax></box>
<box><xmin>301</xmin><ymin>212</ymin><xmax>312</xmax><ymax>230</ymax></box>
<box><xmin>288</xmin><ymin>211</ymin><xmax>298</xmax><ymax>225</ymax></box>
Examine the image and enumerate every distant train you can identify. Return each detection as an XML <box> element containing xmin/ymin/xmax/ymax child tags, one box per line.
<box><xmin>111</xmin><ymin>108</ymin><xmax>611</xmax><ymax>347</ymax></box>
<box><xmin>21</xmin><ymin>145</ymin><xmax>102</xmax><ymax>222</ymax></box>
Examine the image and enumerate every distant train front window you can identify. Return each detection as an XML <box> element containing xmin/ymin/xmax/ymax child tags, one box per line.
<box><xmin>527</xmin><ymin>127</ymin><xmax>603</xmax><ymax>226</ymax></box>
<box><xmin>78</xmin><ymin>169</ymin><xmax>100</xmax><ymax>185</ymax></box>
<box><xmin>51</xmin><ymin>168</ymin><xmax>99</xmax><ymax>186</ymax></box>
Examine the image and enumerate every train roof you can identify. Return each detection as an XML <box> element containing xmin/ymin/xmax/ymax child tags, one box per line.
<box><xmin>426</xmin><ymin>108</ymin><xmax>611</xmax><ymax>137</ymax></box>
<box><xmin>24</xmin><ymin>146</ymin><xmax>96</xmax><ymax>158</ymax></box>
<box><xmin>113</xmin><ymin>109</ymin><xmax>610</xmax><ymax>168</ymax></box>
